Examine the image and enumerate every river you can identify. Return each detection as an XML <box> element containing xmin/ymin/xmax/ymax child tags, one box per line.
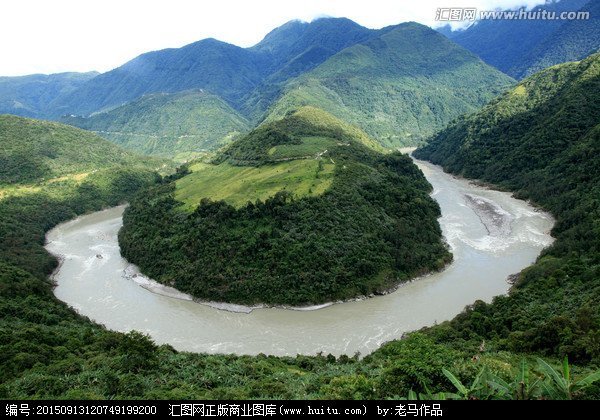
<box><xmin>45</xmin><ymin>158</ymin><xmax>554</xmax><ymax>356</ymax></box>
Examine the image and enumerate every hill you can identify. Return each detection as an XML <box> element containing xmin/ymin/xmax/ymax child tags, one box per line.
<box><xmin>0</xmin><ymin>114</ymin><xmax>160</xmax><ymax>185</ymax></box>
<box><xmin>218</xmin><ymin>106</ymin><xmax>383</xmax><ymax>165</ymax></box>
<box><xmin>61</xmin><ymin>90</ymin><xmax>250</xmax><ymax>160</ymax></box>
<box><xmin>0</xmin><ymin>72</ymin><xmax>98</xmax><ymax>118</ymax></box>
<box><xmin>444</xmin><ymin>0</ymin><xmax>598</xmax><ymax>79</ymax></box>
<box><xmin>414</xmin><ymin>53</ymin><xmax>600</xmax><ymax>361</ymax></box>
<box><xmin>175</xmin><ymin>107</ymin><xmax>378</xmax><ymax>209</ymax></box>
<box><xmin>264</xmin><ymin>22</ymin><xmax>514</xmax><ymax>147</ymax></box>
<box><xmin>119</xmin><ymin>107</ymin><xmax>451</xmax><ymax>305</ymax></box>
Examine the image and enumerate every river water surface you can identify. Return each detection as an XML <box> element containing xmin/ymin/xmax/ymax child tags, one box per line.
<box><xmin>46</xmin><ymin>159</ymin><xmax>554</xmax><ymax>356</ymax></box>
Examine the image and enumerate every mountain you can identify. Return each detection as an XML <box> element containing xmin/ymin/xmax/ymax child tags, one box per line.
<box><xmin>0</xmin><ymin>114</ymin><xmax>158</xmax><ymax>184</ymax></box>
<box><xmin>264</xmin><ymin>22</ymin><xmax>514</xmax><ymax>147</ymax></box>
<box><xmin>53</xmin><ymin>39</ymin><xmax>268</xmax><ymax>117</ymax></box>
<box><xmin>444</xmin><ymin>0</ymin><xmax>598</xmax><ymax>78</ymax></box>
<box><xmin>414</xmin><ymin>53</ymin><xmax>600</xmax><ymax>185</ymax></box>
<box><xmin>250</xmin><ymin>17</ymin><xmax>375</xmax><ymax>82</ymax></box>
<box><xmin>0</xmin><ymin>72</ymin><xmax>98</xmax><ymax>118</ymax></box>
<box><xmin>514</xmin><ymin>0</ymin><xmax>600</xmax><ymax>78</ymax></box>
<box><xmin>53</xmin><ymin>18</ymin><xmax>379</xmax><ymax>118</ymax></box>
<box><xmin>61</xmin><ymin>90</ymin><xmax>250</xmax><ymax>160</ymax></box>
<box><xmin>39</xmin><ymin>19</ymin><xmax>514</xmax><ymax>154</ymax></box>
<box><xmin>119</xmin><ymin>106</ymin><xmax>451</xmax><ymax>305</ymax></box>
<box><xmin>415</xmin><ymin>53</ymin><xmax>600</xmax><ymax>359</ymax></box>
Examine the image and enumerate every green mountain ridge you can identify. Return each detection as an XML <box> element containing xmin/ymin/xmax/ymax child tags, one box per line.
<box><xmin>512</xmin><ymin>0</ymin><xmax>600</xmax><ymax>78</ymax></box>
<box><xmin>444</xmin><ymin>0</ymin><xmax>598</xmax><ymax>79</ymax></box>
<box><xmin>0</xmin><ymin>72</ymin><xmax>98</xmax><ymax>118</ymax></box>
<box><xmin>218</xmin><ymin>106</ymin><xmax>383</xmax><ymax>165</ymax></box>
<box><xmin>61</xmin><ymin>90</ymin><xmax>250</xmax><ymax>160</ymax></box>
<box><xmin>264</xmin><ymin>22</ymin><xmax>514</xmax><ymax>147</ymax></box>
<box><xmin>51</xmin><ymin>18</ymin><xmax>382</xmax><ymax>118</ymax></box>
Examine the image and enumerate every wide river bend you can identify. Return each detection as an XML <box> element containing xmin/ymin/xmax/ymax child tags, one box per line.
<box><xmin>46</xmin><ymin>159</ymin><xmax>554</xmax><ymax>356</ymax></box>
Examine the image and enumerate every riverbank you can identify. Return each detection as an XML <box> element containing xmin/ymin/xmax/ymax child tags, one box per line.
<box><xmin>45</xmin><ymin>160</ymin><xmax>554</xmax><ymax>356</ymax></box>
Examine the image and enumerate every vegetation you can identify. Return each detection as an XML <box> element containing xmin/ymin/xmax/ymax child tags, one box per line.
<box><xmin>264</xmin><ymin>22</ymin><xmax>514</xmax><ymax>148</ymax></box>
<box><xmin>415</xmin><ymin>53</ymin><xmax>600</xmax><ymax>364</ymax></box>
<box><xmin>119</xmin><ymin>108</ymin><xmax>451</xmax><ymax>305</ymax></box>
<box><xmin>62</xmin><ymin>90</ymin><xmax>250</xmax><ymax>159</ymax></box>
<box><xmin>0</xmin><ymin>115</ymin><xmax>163</xmax><ymax>184</ymax></box>
<box><xmin>219</xmin><ymin>106</ymin><xmax>383</xmax><ymax>165</ymax></box>
<box><xmin>175</xmin><ymin>160</ymin><xmax>334</xmax><ymax>210</ymax></box>
<box><xmin>1</xmin><ymin>70</ymin><xmax>600</xmax><ymax>398</ymax></box>
<box><xmin>0</xmin><ymin>72</ymin><xmax>98</xmax><ymax>118</ymax></box>
<box><xmin>515</xmin><ymin>1</ymin><xmax>600</xmax><ymax>78</ymax></box>
<box><xmin>52</xmin><ymin>18</ymin><xmax>380</xmax><ymax>117</ymax></box>
<box><xmin>445</xmin><ymin>0</ymin><xmax>597</xmax><ymax>79</ymax></box>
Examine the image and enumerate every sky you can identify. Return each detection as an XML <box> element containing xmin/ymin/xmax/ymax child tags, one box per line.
<box><xmin>1</xmin><ymin>0</ymin><xmax>549</xmax><ymax>76</ymax></box>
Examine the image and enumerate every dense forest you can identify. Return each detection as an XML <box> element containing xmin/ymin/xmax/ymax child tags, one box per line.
<box><xmin>444</xmin><ymin>0</ymin><xmax>598</xmax><ymax>79</ymax></box>
<box><xmin>415</xmin><ymin>53</ymin><xmax>600</xmax><ymax>364</ymax></box>
<box><xmin>62</xmin><ymin>90</ymin><xmax>250</xmax><ymax>160</ymax></box>
<box><xmin>2</xmin><ymin>8</ymin><xmax>600</xmax><ymax>399</ymax></box>
<box><xmin>263</xmin><ymin>22</ymin><xmax>513</xmax><ymax>147</ymax></box>
<box><xmin>2</xmin><ymin>115</ymin><xmax>599</xmax><ymax>399</ymax></box>
<box><xmin>119</xmin><ymin>109</ymin><xmax>451</xmax><ymax>305</ymax></box>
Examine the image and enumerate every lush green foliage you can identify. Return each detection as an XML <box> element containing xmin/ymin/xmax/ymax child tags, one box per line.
<box><xmin>0</xmin><ymin>72</ymin><xmax>98</xmax><ymax>118</ymax></box>
<box><xmin>445</xmin><ymin>0</ymin><xmax>598</xmax><ymax>79</ymax></box>
<box><xmin>516</xmin><ymin>1</ymin><xmax>600</xmax><ymax>78</ymax></box>
<box><xmin>265</xmin><ymin>22</ymin><xmax>514</xmax><ymax>147</ymax></box>
<box><xmin>119</xmin><ymin>109</ymin><xmax>450</xmax><ymax>305</ymax></box>
<box><xmin>219</xmin><ymin>106</ymin><xmax>383</xmax><ymax>165</ymax></box>
<box><xmin>0</xmin><ymin>115</ymin><xmax>161</xmax><ymax>184</ymax></box>
<box><xmin>0</xmin><ymin>114</ymin><xmax>598</xmax><ymax>400</ymax></box>
<box><xmin>175</xmin><ymin>160</ymin><xmax>334</xmax><ymax>210</ymax></box>
<box><xmin>62</xmin><ymin>91</ymin><xmax>250</xmax><ymax>159</ymax></box>
<box><xmin>415</xmin><ymin>53</ymin><xmax>600</xmax><ymax>364</ymax></box>
<box><xmin>51</xmin><ymin>18</ymin><xmax>380</xmax><ymax>118</ymax></box>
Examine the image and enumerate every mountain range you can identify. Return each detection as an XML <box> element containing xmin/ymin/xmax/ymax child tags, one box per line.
<box><xmin>441</xmin><ymin>0</ymin><xmax>599</xmax><ymax>79</ymax></box>
<box><xmin>1</xmin><ymin>18</ymin><xmax>513</xmax><ymax>156</ymax></box>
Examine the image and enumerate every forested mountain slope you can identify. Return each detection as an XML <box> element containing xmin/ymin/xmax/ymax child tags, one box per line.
<box><xmin>264</xmin><ymin>22</ymin><xmax>514</xmax><ymax>147</ymax></box>
<box><xmin>415</xmin><ymin>53</ymin><xmax>600</xmax><ymax>362</ymax></box>
<box><xmin>444</xmin><ymin>0</ymin><xmax>598</xmax><ymax>79</ymax></box>
<box><xmin>61</xmin><ymin>91</ymin><xmax>250</xmax><ymax>159</ymax></box>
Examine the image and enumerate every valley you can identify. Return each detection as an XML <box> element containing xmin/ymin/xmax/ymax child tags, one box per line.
<box><xmin>1</xmin><ymin>1</ymin><xmax>599</xmax><ymax>401</ymax></box>
<box><xmin>45</xmin><ymin>155</ymin><xmax>554</xmax><ymax>356</ymax></box>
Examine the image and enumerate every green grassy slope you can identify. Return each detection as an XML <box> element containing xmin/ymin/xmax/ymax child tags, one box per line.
<box><xmin>175</xmin><ymin>107</ymin><xmax>376</xmax><ymax>209</ymax></box>
<box><xmin>414</xmin><ymin>53</ymin><xmax>600</xmax><ymax>363</ymax></box>
<box><xmin>119</xmin><ymin>108</ymin><xmax>451</xmax><ymax>305</ymax></box>
<box><xmin>0</xmin><ymin>115</ymin><xmax>163</xmax><ymax>185</ymax></box>
<box><xmin>264</xmin><ymin>23</ymin><xmax>514</xmax><ymax>148</ymax></box>
<box><xmin>175</xmin><ymin>160</ymin><xmax>334</xmax><ymax>210</ymax></box>
<box><xmin>62</xmin><ymin>90</ymin><xmax>250</xmax><ymax>159</ymax></box>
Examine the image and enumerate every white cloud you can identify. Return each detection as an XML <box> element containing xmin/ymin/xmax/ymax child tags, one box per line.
<box><xmin>1</xmin><ymin>0</ymin><xmax>549</xmax><ymax>76</ymax></box>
